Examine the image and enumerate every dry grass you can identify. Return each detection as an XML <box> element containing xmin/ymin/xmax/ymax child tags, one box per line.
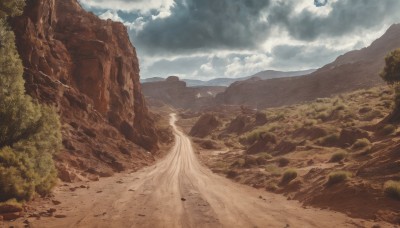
<box><xmin>384</xmin><ymin>181</ymin><xmax>400</xmax><ymax>200</ymax></box>
<box><xmin>327</xmin><ymin>171</ymin><xmax>352</xmax><ymax>186</ymax></box>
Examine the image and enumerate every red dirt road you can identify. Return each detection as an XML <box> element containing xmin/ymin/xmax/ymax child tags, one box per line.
<box><xmin>7</xmin><ymin>114</ymin><xmax>387</xmax><ymax>228</ymax></box>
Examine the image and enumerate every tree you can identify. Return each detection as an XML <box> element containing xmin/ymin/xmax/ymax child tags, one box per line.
<box><xmin>0</xmin><ymin>1</ymin><xmax>62</xmax><ymax>202</ymax></box>
<box><xmin>0</xmin><ymin>0</ymin><xmax>25</xmax><ymax>19</ymax></box>
<box><xmin>380</xmin><ymin>49</ymin><xmax>400</xmax><ymax>122</ymax></box>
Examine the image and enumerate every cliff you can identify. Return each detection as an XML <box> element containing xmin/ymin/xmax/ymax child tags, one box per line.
<box><xmin>216</xmin><ymin>24</ymin><xmax>400</xmax><ymax>108</ymax></box>
<box><xmin>10</xmin><ymin>0</ymin><xmax>159</xmax><ymax>180</ymax></box>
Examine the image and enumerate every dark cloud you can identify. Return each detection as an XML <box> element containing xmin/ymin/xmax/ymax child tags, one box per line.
<box><xmin>135</xmin><ymin>0</ymin><xmax>271</xmax><ymax>55</ymax></box>
<box><xmin>314</xmin><ymin>0</ymin><xmax>328</xmax><ymax>7</ymax></box>
<box><xmin>269</xmin><ymin>0</ymin><xmax>400</xmax><ymax>41</ymax></box>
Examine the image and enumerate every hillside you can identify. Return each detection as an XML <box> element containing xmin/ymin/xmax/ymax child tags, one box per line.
<box><xmin>180</xmin><ymin>86</ymin><xmax>400</xmax><ymax>224</ymax></box>
<box><xmin>10</xmin><ymin>0</ymin><xmax>161</xmax><ymax>181</ymax></box>
<box><xmin>216</xmin><ymin>24</ymin><xmax>400</xmax><ymax>108</ymax></box>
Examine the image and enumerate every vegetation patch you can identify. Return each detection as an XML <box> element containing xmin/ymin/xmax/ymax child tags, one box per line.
<box><xmin>384</xmin><ymin>181</ymin><xmax>400</xmax><ymax>200</ymax></box>
<box><xmin>327</xmin><ymin>171</ymin><xmax>352</xmax><ymax>186</ymax></box>
<box><xmin>281</xmin><ymin>169</ymin><xmax>297</xmax><ymax>184</ymax></box>
<box><xmin>351</xmin><ymin>138</ymin><xmax>371</xmax><ymax>150</ymax></box>
<box><xmin>0</xmin><ymin>5</ymin><xmax>62</xmax><ymax>203</ymax></box>
<box><xmin>329</xmin><ymin>152</ymin><xmax>347</xmax><ymax>163</ymax></box>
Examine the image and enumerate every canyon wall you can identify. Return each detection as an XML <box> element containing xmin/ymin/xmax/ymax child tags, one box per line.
<box><xmin>10</xmin><ymin>0</ymin><xmax>159</xmax><ymax>180</ymax></box>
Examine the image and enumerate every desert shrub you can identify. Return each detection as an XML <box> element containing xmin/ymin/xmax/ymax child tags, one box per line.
<box><xmin>240</xmin><ymin>129</ymin><xmax>276</xmax><ymax>145</ymax></box>
<box><xmin>380</xmin><ymin>49</ymin><xmax>400</xmax><ymax>122</ymax></box>
<box><xmin>327</xmin><ymin>171</ymin><xmax>352</xmax><ymax>186</ymax></box>
<box><xmin>361</xmin><ymin>110</ymin><xmax>384</xmax><ymax>121</ymax></box>
<box><xmin>380</xmin><ymin>124</ymin><xmax>396</xmax><ymax>135</ymax></box>
<box><xmin>329</xmin><ymin>152</ymin><xmax>347</xmax><ymax>163</ymax></box>
<box><xmin>0</xmin><ymin>11</ymin><xmax>62</xmax><ymax>202</ymax></box>
<box><xmin>281</xmin><ymin>169</ymin><xmax>297</xmax><ymax>184</ymax></box>
<box><xmin>319</xmin><ymin>133</ymin><xmax>340</xmax><ymax>146</ymax></box>
<box><xmin>258</xmin><ymin>152</ymin><xmax>273</xmax><ymax>160</ymax></box>
<box><xmin>316</xmin><ymin>111</ymin><xmax>331</xmax><ymax>121</ymax></box>
<box><xmin>352</xmin><ymin>138</ymin><xmax>371</xmax><ymax>150</ymax></box>
<box><xmin>384</xmin><ymin>181</ymin><xmax>400</xmax><ymax>200</ymax></box>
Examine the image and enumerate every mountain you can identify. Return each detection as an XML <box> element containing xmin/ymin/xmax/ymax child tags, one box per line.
<box><xmin>140</xmin><ymin>69</ymin><xmax>315</xmax><ymax>87</ymax></box>
<box><xmin>10</xmin><ymin>0</ymin><xmax>159</xmax><ymax>181</ymax></box>
<box><xmin>142</xmin><ymin>76</ymin><xmax>225</xmax><ymax>109</ymax></box>
<box><xmin>216</xmin><ymin>24</ymin><xmax>400</xmax><ymax>108</ymax></box>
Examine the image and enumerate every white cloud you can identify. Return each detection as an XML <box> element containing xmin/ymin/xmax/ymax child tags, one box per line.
<box><xmin>225</xmin><ymin>54</ymin><xmax>272</xmax><ymax>77</ymax></box>
<box><xmin>79</xmin><ymin>0</ymin><xmax>174</xmax><ymax>13</ymax></box>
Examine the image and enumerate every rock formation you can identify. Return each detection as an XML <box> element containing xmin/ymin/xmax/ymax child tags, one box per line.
<box><xmin>142</xmin><ymin>76</ymin><xmax>225</xmax><ymax>109</ymax></box>
<box><xmin>10</xmin><ymin>0</ymin><xmax>159</xmax><ymax>180</ymax></box>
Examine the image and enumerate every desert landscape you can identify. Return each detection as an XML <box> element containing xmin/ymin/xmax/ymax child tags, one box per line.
<box><xmin>1</xmin><ymin>0</ymin><xmax>400</xmax><ymax>227</ymax></box>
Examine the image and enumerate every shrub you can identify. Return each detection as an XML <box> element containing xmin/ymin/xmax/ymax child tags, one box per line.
<box><xmin>327</xmin><ymin>171</ymin><xmax>352</xmax><ymax>186</ymax></box>
<box><xmin>258</xmin><ymin>152</ymin><xmax>273</xmax><ymax>160</ymax></box>
<box><xmin>0</xmin><ymin>12</ymin><xmax>62</xmax><ymax>202</ymax></box>
<box><xmin>240</xmin><ymin>129</ymin><xmax>276</xmax><ymax>145</ymax></box>
<box><xmin>352</xmin><ymin>138</ymin><xmax>371</xmax><ymax>150</ymax></box>
<box><xmin>329</xmin><ymin>152</ymin><xmax>347</xmax><ymax>163</ymax></box>
<box><xmin>384</xmin><ymin>181</ymin><xmax>400</xmax><ymax>200</ymax></box>
<box><xmin>319</xmin><ymin>133</ymin><xmax>340</xmax><ymax>146</ymax></box>
<box><xmin>380</xmin><ymin>124</ymin><xmax>396</xmax><ymax>135</ymax></box>
<box><xmin>281</xmin><ymin>169</ymin><xmax>297</xmax><ymax>184</ymax></box>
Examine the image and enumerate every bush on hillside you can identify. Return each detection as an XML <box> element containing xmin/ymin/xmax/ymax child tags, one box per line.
<box><xmin>281</xmin><ymin>169</ymin><xmax>297</xmax><ymax>184</ymax></box>
<box><xmin>0</xmin><ymin>4</ymin><xmax>62</xmax><ymax>202</ymax></box>
<box><xmin>384</xmin><ymin>181</ymin><xmax>400</xmax><ymax>200</ymax></box>
<box><xmin>329</xmin><ymin>152</ymin><xmax>347</xmax><ymax>163</ymax></box>
<box><xmin>327</xmin><ymin>171</ymin><xmax>352</xmax><ymax>186</ymax></box>
<box><xmin>380</xmin><ymin>49</ymin><xmax>400</xmax><ymax>122</ymax></box>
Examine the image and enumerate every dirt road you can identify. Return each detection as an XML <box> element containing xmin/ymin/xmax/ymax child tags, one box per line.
<box><xmin>14</xmin><ymin>114</ymin><xmax>384</xmax><ymax>228</ymax></box>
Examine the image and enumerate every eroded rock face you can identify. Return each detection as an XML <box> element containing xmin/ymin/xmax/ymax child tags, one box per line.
<box><xmin>11</xmin><ymin>0</ymin><xmax>158</xmax><ymax>179</ymax></box>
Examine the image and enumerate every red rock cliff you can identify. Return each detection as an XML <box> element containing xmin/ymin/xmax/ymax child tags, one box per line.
<box><xmin>10</xmin><ymin>0</ymin><xmax>159</xmax><ymax>180</ymax></box>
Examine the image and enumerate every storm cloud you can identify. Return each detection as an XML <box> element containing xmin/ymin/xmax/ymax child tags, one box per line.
<box><xmin>269</xmin><ymin>0</ymin><xmax>400</xmax><ymax>41</ymax></box>
<box><xmin>80</xmin><ymin>0</ymin><xmax>400</xmax><ymax>79</ymax></box>
<box><xmin>134</xmin><ymin>0</ymin><xmax>271</xmax><ymax>54</ymax></box>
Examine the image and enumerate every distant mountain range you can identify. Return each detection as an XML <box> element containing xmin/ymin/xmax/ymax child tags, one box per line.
<box><xmin>141</xmin><ymin>69</ymin><xmax>316</xmax><ymax>87</ymax></box>
<box><xmin>216</xmin><ymin>24</ymin><xmax>400</xmax><ymax>108</ymax></box>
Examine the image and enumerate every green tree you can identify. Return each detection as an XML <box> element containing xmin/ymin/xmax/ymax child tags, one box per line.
<box><xmin>0</xmin><ymin>0</ymin><xmax>25</xmax><ymax>18</ymax></box>
<box><xmin>0</xmin><ymin>1</ymin><xmax>62</xmax><ymax>202</ymax></box>
<box><xmin>380</xmin><ymin>49</ymin><xmax>400</xmax><ymax>122</ymax></box>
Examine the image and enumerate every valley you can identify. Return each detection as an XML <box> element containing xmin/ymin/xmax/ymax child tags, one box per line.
<box><xmin>4</xmin><ymin>114</ymin><xmax>388</xmax><ymax>228</ymax></box>
<box><xmin>1</xmin><ymin>0</ymin><xmax>400</xmax><ymax>227</ymax></box>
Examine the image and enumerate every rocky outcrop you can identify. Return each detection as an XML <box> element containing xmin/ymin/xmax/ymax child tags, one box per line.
<box><xmin>10</xmin><ymin>0</ymin><xmax>158</xmax><ymax>179</ymax></box>
<box><xmin>142</xmin><ymin>76</ymin><xmax>225</xmax><ymax>109</ymax></box>
<box><xmin>216</xmin><ymin>24</ymin><xmax>400</xmax><ymax>108</ymax></box>
<box><xmin>189</xmin><ymin>113</ymin><xmax>221</xmax><ymax>138</ymax></box>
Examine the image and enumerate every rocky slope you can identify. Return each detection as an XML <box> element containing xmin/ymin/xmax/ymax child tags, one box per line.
<box><xmin>216</xmin><ymin>24</ymin><xmax>400</xmax><ymax>108</ymax></box>
<box><xmin>182</xmin><ymin>86</ymin><xmax>400</xmax><ymax>224</ymax></box>
<box><xmin>10</xmin><ymin>0</ymin><xmax>159</xmax><ymax>181</ymax></box>
<box><xmin>142</xmin><ymin>76</ymin><xmax>225</xmax><ymax>109</ymax></box>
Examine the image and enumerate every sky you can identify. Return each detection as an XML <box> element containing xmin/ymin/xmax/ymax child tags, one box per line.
<box><xmin>78</xmin><ymin>0</ymin><xmax>400</xmax><ymax>80</ymax></box>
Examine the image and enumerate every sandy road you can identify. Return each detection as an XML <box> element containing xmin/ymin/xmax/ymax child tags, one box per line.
<box><xmin>19</xmin><ymin>114</ymin><xmax>384</xmax><ymax>228</ymax></box>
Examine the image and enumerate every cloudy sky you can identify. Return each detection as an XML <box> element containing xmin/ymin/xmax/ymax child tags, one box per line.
<box><xmin>79</xmin><ymin>0</ymin><xmax>400</xmax><ymax>80</ymax></box>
